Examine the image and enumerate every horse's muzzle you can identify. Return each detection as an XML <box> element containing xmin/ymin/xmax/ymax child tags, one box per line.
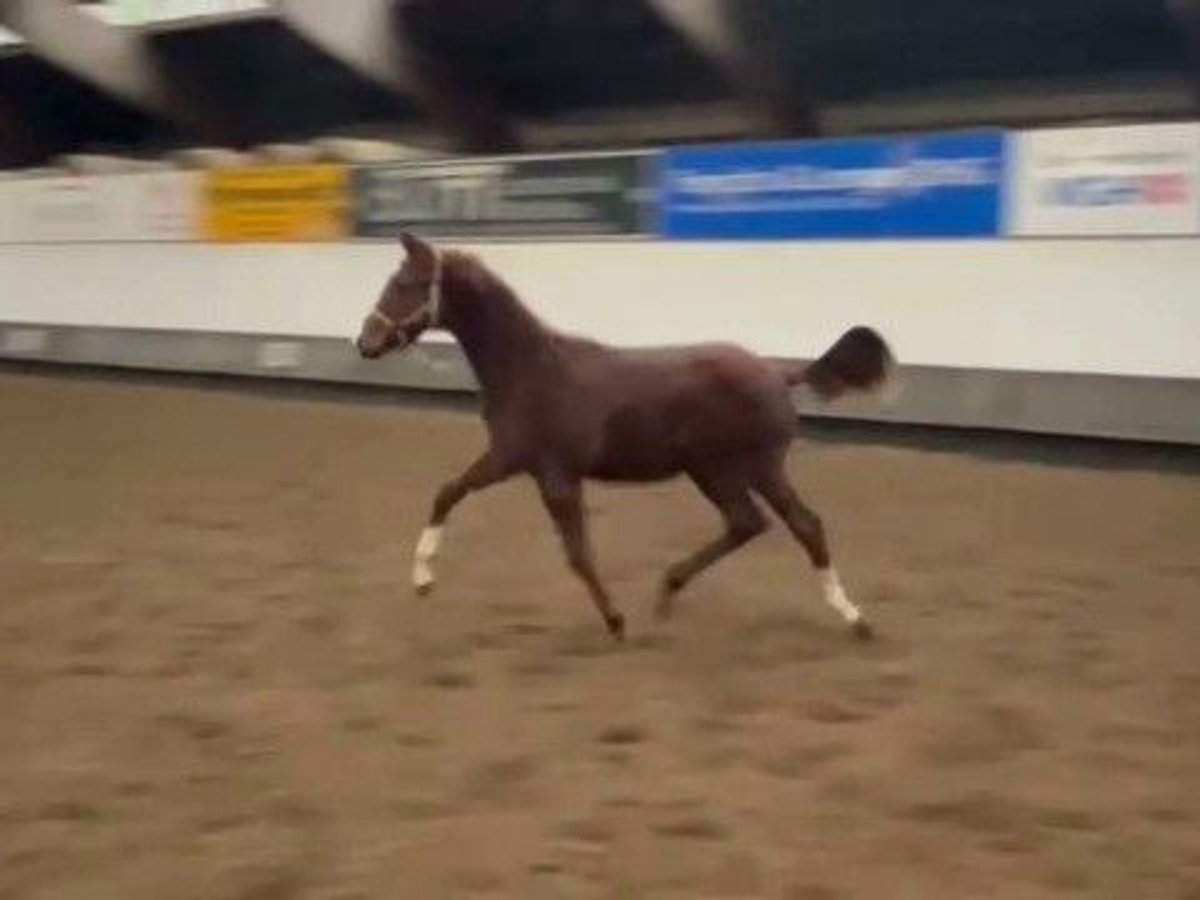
<box><xmin>354</xmin><ymin>337</ymin><xmax>383</xmax><ymax>360</ymax></box>
<box><xmin>354</xmin><ymin>332</ymin><xmax>406</xmax><ymax>360</ymax></box>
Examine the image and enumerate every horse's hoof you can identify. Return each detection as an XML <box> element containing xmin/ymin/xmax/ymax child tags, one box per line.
<box><xmin>607</xmin><ymin>613</ymin><xmax>626</xmax><ymax>642</ymax></box>
<box><xmin>851</xmin><ymin>619</ymin><xmax>875</xmax><ymax>641</ymax></box>
<box><xmin>413</xmin><ymin>579</ymin><xmax>435</xmax><ymax>597</ymax></box>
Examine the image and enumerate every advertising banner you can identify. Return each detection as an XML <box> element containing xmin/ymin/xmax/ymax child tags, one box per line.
<box><xmin>203</xmin><ymin>165</ymin><xmax>349</xmax><ymax>242</ymax></box>
<box><xmin>660</xmin><ymin>130</ymin><xmax>1007</xmax><ymax>240</ymax></box>
<box><xmin>352</xmin><ymin>153</ymin><xmax>653</xmax><ymax>239</ymax></box>
<box><xmin>1009</xmin><ymin>123</ymin><xmax>1200</xmax><ymax>237</ymax></box>
<box><xmin>0</xmin><ymin>172</ymin><xmax>200</xmax><ymax>243</ymax></box>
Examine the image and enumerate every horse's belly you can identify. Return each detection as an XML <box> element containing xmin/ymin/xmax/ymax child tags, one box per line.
<box><xmin>587</xmin><ymin>408</ymin><xmax>687</xmax><ymax>481</ymax></box>
<box><xmin>588</xmin><ymin>451</ymin><xmax>682</xmax><ymax>483</ymax></box>
<box><xmin>587</xmin><ymin>403</ymin><xmax>778</xmax><ymax>481</ymax></box>
<box><xmin>580</xmin><ymin>353</ymin><xmax>793</xmax><ymax>480</ymax></box>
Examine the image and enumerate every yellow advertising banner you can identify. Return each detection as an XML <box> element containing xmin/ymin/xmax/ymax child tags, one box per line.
<box><xmin>202</xmin><ymin>165</ymin><xmax>349</xmax><ymax>242</ymax></box>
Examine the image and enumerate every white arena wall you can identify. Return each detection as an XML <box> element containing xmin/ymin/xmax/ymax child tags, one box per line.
<box><xmin>2</xmin><ymin>238</ymin><xmax>1199</xmax><ymax>444</ymax></box>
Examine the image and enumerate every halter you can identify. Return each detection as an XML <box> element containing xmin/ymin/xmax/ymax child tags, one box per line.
<box><xmin>370</xmin><ymin>250</ymin><xmax>443</xmax><ymax>341</ymax></box>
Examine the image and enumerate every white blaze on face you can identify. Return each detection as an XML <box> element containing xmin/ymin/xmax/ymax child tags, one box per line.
<box><xmin>412</xmin><ymin>526</ymin><xmax>443</xmax><ymax>591</ymax></box>
<box><xmin>819</xmin><ymin>567</ymin><xmax>862</xmax><ymax>624</ymax></box>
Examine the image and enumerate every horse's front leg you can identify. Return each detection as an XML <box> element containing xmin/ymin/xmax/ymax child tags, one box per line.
<box><xmin>414</xmin><ymin>449</ymin><xmax>513</xmax><ymax>594</ymax></box>
<box><xmin>536</xmin><ymin>471</ymin><xmax>625</xmax><ymax>641</ymax></box>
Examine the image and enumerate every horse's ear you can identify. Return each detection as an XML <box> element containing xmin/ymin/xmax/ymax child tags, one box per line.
<box><xmin>399</xmin><ymin>232</ymin><xmax>436</xmax><ymax>271</ymax></box>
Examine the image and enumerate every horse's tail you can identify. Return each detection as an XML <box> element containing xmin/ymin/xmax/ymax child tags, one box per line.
<box><xmin>785</xmin><ymin>326</ymin><xmax>897</xmax><ymax>403</ymax></box>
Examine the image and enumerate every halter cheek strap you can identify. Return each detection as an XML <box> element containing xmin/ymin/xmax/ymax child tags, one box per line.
<box><xmin>371</xmin><ymin>250</ymin><xmax>443</xmax><ymax>339</ymax></box>
<box><xmin>426</xmin><ymin>252</ymin><xmax>443</xmax><ymax>327</ymax></box>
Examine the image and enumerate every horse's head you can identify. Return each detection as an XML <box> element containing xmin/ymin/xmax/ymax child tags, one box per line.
<box><xmin>355</xmin><ymin>232</ymin><xmax>443</xmax><ymax>359</ymax></box>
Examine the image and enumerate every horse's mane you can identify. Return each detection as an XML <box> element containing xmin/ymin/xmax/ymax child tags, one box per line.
<box><xmin>442</xmin><ymin>247</ymin><xmax>602</xmax><ymax>351</ymax></box>
<box><xmin>444</xmin><ymin>249</ymin><xmax>548</xmax><ymax>326</ymax></box>
<box><xmin>444</xmin><ymin>249</ymin><xmax>511</xmax><ymax>301</ymax></box>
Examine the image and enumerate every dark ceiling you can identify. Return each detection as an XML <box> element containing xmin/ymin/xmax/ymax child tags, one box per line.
<box><xmin>0</xmin><ymin>0</ymin><xmax>1191</xmax><ymax>167</ymax></box>
<box><xmin>147</xmin><ymin>18</ymin><xmax>421</xmax><ymax>146</ymax></box>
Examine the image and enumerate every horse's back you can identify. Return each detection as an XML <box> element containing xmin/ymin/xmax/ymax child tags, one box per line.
<box><xmin>662</xmin><ymin>342</ymin><xmax>797</xmax><ymax>447</ymax></box>
<box><xmin>571</xmin><ymin>340</ymin><xmax>796</xmax><ymax>481</ymax></box>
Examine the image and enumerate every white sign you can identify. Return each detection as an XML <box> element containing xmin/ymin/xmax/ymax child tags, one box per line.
<box><xmin>1</xmin><ymin>172</ymin><xmax>201</xmax><ymax>243</ymax></box>
<box><xmin>1010</xmin><ymin>123</ymin><xmax>1200</xmax><ymax>237</ymax></box>
<box><xmin>10</xmin><ymin>177</ymin><xmax>113</xmax><ymax>242</ymax></box>
<box><xmin>117</xmin><ymin>171</ymin><xmax>202</xmax><ymax>241</ymax></box>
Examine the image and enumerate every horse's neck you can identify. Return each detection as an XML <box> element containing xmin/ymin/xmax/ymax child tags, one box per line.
<box><xmin>443</xmin><ymin>265</ymin><xmax>553</xmax><ymax>401</ymax></box>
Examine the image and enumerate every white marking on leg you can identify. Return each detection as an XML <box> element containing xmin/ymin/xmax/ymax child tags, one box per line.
<box><xmin>412</xmin><ymin>526</ymin><xmax>442</xmax><ymax>591</ymax></box>
<box><xmin>819</xmin><ymin>567</ymin><xmax>862</xmax><ymax>624</ymax></box>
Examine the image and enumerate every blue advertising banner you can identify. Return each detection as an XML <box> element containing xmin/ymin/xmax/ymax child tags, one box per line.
<box><xmin>660</xmin><ymin>131</ymin><xmax>1008</xmax><ymax>240</ymax></box>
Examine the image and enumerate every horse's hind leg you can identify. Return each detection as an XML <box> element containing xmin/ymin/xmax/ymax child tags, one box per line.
<box><xmin>656</xmin><ymin>469</ymin><xmax>768</xmax><ymax>620</ymax></box>
<box><xmin>414</xmin><ymin>449</ymin><xmax>512</xmax><ymax>595</ymax></box>
<box><xmin>753</xmin><ymin>460</ymin><xmax>872</xmax><ymax>640</ymax></box>
<box><xmin>536</xmin><ymin>471</ymin><xmax>625</xmax><ymax>641</ymax></box>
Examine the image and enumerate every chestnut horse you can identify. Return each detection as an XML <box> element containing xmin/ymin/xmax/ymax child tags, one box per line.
<box><xmin>355</xmin><ymin>233</ymin><xmax>895</xmax><ymax>642</ymax></box>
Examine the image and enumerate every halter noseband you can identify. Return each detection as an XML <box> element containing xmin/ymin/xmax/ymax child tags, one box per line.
<box><xmin>370</xmin><ymin>251</ymin><xmax>443</xmax><ymax>341</ymax></box>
